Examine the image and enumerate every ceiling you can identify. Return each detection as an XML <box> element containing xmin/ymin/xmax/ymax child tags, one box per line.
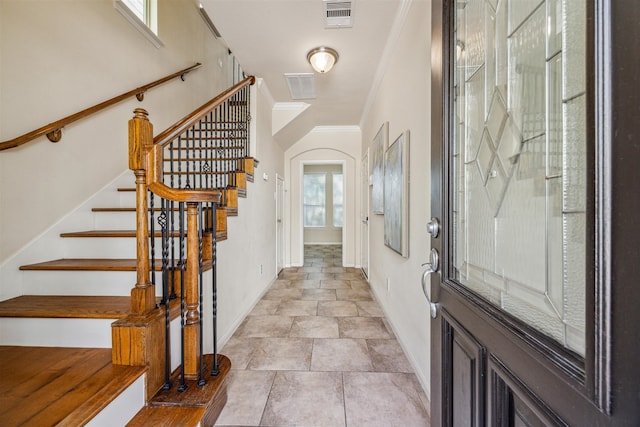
<box><xmin>202</xmin><ymin>0</ymin><xmax>406</xmax><ymax>147</ymax></box>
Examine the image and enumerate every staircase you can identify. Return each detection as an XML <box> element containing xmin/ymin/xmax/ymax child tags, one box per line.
<box><xmin>0</xmin><ymin>77</ymin><xmax>257</xmax><ymax>426</ymax></box>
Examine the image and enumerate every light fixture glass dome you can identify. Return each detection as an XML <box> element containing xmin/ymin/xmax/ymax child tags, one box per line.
<box><xmin>307</xmin><ymin>47</ymin><xmax>339</xmax><ymax>73</ymax></box>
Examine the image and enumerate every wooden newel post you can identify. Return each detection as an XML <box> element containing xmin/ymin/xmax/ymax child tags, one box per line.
<box><xmin>184</xmin><ymin>202</ymin><xmax>202</xmax><ymax>378</ymax></box>
<box><xmin>128</xmin><ymin>108</ymin><xmax>156</xmax><ymax>316</ymax></box>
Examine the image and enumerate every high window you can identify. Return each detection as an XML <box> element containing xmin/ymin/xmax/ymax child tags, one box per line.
<box><xmin>114</xmin><ymin>0</ymin><xmax>162</xmax><ymax>47</ymax></box>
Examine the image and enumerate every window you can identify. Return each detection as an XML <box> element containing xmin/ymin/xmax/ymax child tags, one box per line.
<box><xmin>114</xmin><ymin>0</ymin><xmax>162</xmax><ymax>48</ymax></box>
<box><xmin>333</xmin><ymin>173</ymin><xmax>343</xmax><ymax>228</ymax></box>
<box><xmin>303</xmin><ymin>173</ymin><xmax>326</xmax><ymax>227</ymax></box>
<box><xmin>122</xmin><ymin>0</ymin><xmax>145</xmax><ymax>22</ymax></box>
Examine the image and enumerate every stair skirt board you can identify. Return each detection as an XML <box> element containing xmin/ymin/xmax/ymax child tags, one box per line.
<box><xmin>86</xmin><ymin>373</ymin><xmax>146</xmax><ymax>427</ymax></box>
<box><xmin>0</xmin><ymin>317</ymin><xmax>115</xmax><ymax>347</ymax></box>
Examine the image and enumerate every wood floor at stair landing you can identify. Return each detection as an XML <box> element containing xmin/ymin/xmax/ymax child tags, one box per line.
<box><xmin>0</xmin><ymin>295</ymin><xmax>130</xmax><ymax>318</ymax></box>
<box><xmin>0</xmin><ymin>346</ymin><xmax>146</xmax><ymax>426</ymax></box>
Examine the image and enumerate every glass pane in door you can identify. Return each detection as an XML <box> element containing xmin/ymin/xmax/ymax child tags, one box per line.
<box><xmin>453</xmin><ymin>0</ymin><xmax>586</xmax><ymax>355</ymax></box>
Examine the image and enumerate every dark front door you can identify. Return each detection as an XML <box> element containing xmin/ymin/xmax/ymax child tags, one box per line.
<box><xmin>428</xmin><ymin>0</ymin><xmax>640</xmax><ymax>425</ymax></box>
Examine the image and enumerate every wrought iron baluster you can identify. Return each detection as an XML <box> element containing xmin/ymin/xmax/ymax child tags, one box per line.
<box><xmin>211</xmin><ymin>200</ymin><xmax>219</xmax><ymax>376</ymax></box>
<box><xmin>177</xmin><ymin>136</ymin><xmax>183</xmax><ymax>189</ymax></box>
<box><xmin>214</xmin><ymin>108</ymin><xmax>220</xmax><ymax>189</ymax></box>
<box><xmin>169</xmin><ymin>141</ymin><xmax>177</xmax><ymax>300</ymax></box>
<box><xmin>198</xmin><ymin>119</ymin><xmax>204</xmax><ymax>190</ymax></box>
<box><xmin>158</xmin><ymin>199</ymin><xmax>172</xmax><ymax>390</ymax></box>
<box><xmin>206</xmin><ymin>111</ymin><xmax>213</xmax><ymax>191</ymax></box>
<box><xmin>220</xmin><ymin>101</ymin><xmax>229</xmax><ymax>189</ymax></box>
<box><xmin>169</xmin><ymin>200</ymin><xmax>176</xmax><ymax>299</ymax></box>
<box><xmin>186</xmin><ymin>129</ymin><xmax>192</xmax><ymax>189</ymax></box>
<box><xmin>246</xmin><ymin>85</ymin><xmax>252</xmax><ymax>158</ymax></box>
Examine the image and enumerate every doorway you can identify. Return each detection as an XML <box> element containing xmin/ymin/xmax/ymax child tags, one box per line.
<box><xmin>276</xmin><ymin>174</ymin><xmax>285</xmax><ymax>275</ymax></box>
<box><xmin>360</xmin><ymin>150</ymin><xmax>369</xmax><ymax>279</ymax></box>
<box><xmin>301</xmin><ymin>162</ymin><xmax>344</xmax><ymax>265</ymax></box>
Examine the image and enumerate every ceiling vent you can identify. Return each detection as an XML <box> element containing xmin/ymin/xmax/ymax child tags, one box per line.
<box><xmin>284</xmin><ymin>73</ymin><xmax>316</xmax><ymax>100</ymax></box>
<box><xmin>324</xmin><ymin>0</ymin><xmax>353</xmax><ymax>28</ymax></box>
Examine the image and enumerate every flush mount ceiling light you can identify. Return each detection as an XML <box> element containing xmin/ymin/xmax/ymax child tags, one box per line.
<box><xmin>307</xmin><ymin>47</ymin><xmax>339</xmax><ymax>73</ymax></box>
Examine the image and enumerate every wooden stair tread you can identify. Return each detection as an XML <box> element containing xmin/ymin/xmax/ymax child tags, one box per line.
<box><xmin>20</xmin><ymin>258</ymin><xmax>152</xmax><ymax>271</ymax></box>
<box><xmin>61</xmin><ymin>230</ymin><xmax>141</xmax><ymax>238</ymax></box>
<box><xmin>126</xmin><ymin>406</ymin><xmax>206</xmax><ymax>427</ymax></box>
<box><xmin>60</xmin><ymin>229</ymin><xmax>228</xmax><ymax>238</ymax></box>
<box><xmin>0</xmin><ymin>295</ymin><xmax>131</xmax><ymax>319</ymax></box>
<box><xmin>0</xmin><ymin>346</ymin><xmax>146</xmax><ymax>426</ymax></box>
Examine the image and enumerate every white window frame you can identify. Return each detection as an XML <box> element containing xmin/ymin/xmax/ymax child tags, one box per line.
<box><xmin>114</xmin><ymin>0</ymin><xmax>163</xmax><ymax>48</ymax></box>
<box><xmin>332</xmin><ymin>173</ymin><xmax>344</xmax><ymax>228</ymax></box>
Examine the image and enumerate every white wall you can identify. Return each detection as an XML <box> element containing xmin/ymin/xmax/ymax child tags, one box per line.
<box><xmin>0</xmin><ymin>1</ymin><xmax>284</xmax><ymax>348</ymax></box>
<box><xmin>0</xmin><ymin>0</ymin><xmax>233</xmax><ymax>264</ymax></box>
<box><xmin>216</xmin><ymin>82</ymin><xmax>284</xmax><ymax>343</ymax></box>
<box><xmin>284</xmin><ymin>127</ymin><xmax>361</xmax><ymax>268</ymax></box>
<box><xmin>360</xmin><ymin>0</ymin><xmax>432</xmax><ymax>399</ymax></box>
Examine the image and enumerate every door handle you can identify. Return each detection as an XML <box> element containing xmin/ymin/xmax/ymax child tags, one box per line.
<box><xmin>421</xmin><ymin>248</ymin><xmax>440</xmax><ymax>319</ymax></box>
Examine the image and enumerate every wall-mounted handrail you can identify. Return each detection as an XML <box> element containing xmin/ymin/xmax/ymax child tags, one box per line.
<box><xmin>0</xmin><ymin>62</ymin><xmax>202</xmax><ymax>152</ymax></box>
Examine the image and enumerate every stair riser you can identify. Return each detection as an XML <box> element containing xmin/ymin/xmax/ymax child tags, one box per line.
<box><xmin>19</xmin><ymin>270</ymin><xmax>159</xmax><ymax>297</ymax></box>
<box><xmin>60</xmin><ymin>238</ymin><xmax>139</xmax><ymax>259</ymax></box>
<box><xmin>92</xmin><ymin>211</ymin><xmax>220</xmax><ymax>231</ymax></box>
<box><xmin>118</xmin><ymin>190</ymin><xmax>137</xmax><ymax>207</ymax></box>
<box><xmin>60</xmin><ymin>236</ymin><xmax>197</xmax><ymax>259</ymax></box>
<box><xmin>0</xmin><ymin>317</ymin><xmax>114</xmax><ymax>347</ymax></box>
<box><xmin>93</xmin><ymin>211</ymin><xmax>137</xmax><ymax>229</ymax></box>
<box><xmin>87</xmin><ymin>374</ymin><xmax>146</xmax><ymax>427</ymax></box>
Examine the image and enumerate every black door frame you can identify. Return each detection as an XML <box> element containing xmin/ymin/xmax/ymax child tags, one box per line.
<box><xmin>429</xmin><ymin>0</ymin><xmax>640</xmax><ymax>424</ymax></box>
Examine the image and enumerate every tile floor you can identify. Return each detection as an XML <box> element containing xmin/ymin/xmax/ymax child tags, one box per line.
<box><xmin>215</xmin><ymin>245</ymin><xmax>430</xmax><ymax>427</ymax></box>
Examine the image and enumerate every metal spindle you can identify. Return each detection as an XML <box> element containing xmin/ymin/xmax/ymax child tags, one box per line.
<box><xmin>169</xmin><ymin>200</ymin><xmax>176</xmax><ymax>299</ymax></box>
<box><xmin>246</xmin><ymin>85</ymin><xmax>252</xmax><ymax>158</ymax></box>
<box><xmin>186</xmin><ymin>130</ymin><xmax>192</xmax><ymax>189</ymax></box>
<box><xmin>169</xmin><ymin>142</ymin><xmax>177</xmax><ymax>299</ymax></box>
<box><xmin>159</xmin><ymin>199</ymin><xmax>171</xmax><ymax>390</ymax></box>
<box><xmin>177</xmin><ymin>136</ymin><xmax>183</xmax><ymax>189</ymax></box>
<box><xmin>206</xmin><ymin>111</ymin><xmax>213</xmax><ymax>190</ymax></box>
<box><xmin>214</xmin><ymin>108</ymin><xmax>220</xmax><ymax>189</ymax></box>
<box><xmin>198</xmin><ymin>119</ymin><xmax>204</xmax><ymax>190</ymax></box>
<box><xmin>211</xmin><ymin>200</ymin><xmax>220</xmax><ymax>376</ymax></box>
<box><xmin>225</xmin><ymin>100</ymin><xmax>230</xmax><ymax>188</ymax></box>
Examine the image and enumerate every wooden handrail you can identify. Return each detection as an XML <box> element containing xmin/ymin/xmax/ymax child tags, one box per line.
<box><xmin>147</xmin><ymin>182</ymin><xmax>221</xmax><ymax>204</ymax></box>
<box><xmin>0</xmin><ymin>63</ymin><xmax>202</xmax><ymax>151</ymax></box>
<box><xmin>154</xmin><ymin>75</ymin><xmax>256</xmax><ymax>148</ymax></box>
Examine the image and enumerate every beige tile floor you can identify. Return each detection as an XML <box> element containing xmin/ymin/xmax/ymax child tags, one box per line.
<box><xmin>215</xmin><ymin>245</ymin><xmax>430</xmax><ymax>427</ymax></box>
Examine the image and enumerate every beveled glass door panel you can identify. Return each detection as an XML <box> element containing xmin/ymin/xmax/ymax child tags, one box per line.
<box><xmin>453</xmin><ymin>0</ymin><xmax>586</xmax><ymax>355</ymax></box>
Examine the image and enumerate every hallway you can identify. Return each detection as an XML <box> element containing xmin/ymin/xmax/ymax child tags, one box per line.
<box><xmin>215</xmin><ymin>245</ymin><xmax>430</xmax><ymax>426</ymax></box>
